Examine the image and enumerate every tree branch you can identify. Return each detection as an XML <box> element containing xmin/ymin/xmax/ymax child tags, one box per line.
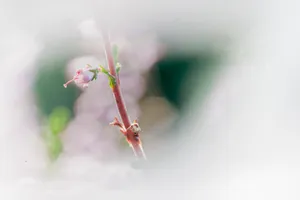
<box><xmin>101</xmin><ymin>30</ymin><xmax>147</xmax><ymax>160</ymax></box>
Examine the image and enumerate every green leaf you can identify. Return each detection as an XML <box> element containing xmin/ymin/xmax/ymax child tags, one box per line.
<box><xmin>99</xmin><ymin>65</ymin><xmax>109</xmax><ymax>74</ymax></box>
<box><xmin>43</xmin><ymin>106</ymin><xmax>69</xmax><ymax>161</ymax></box>
<box><xmin>88</xmin><ymin>69</ymin><xmax>99</xmax><ymax>81</ymax></box>
<box><xmin>99</xmin><ymin>65</ymin><xmax>117</xmax><ymax>88</ymax></box>
<box><xmin>116</xmin><ymin>63</ymin><xmax>121</xmax><ymax>74</ymax></box>
<box><xmin>112</xmin><ymin>44</ymin><xmax>119</xmax><ymax>65</ymax></box>
<box><xmin>44</xmin><ymin>130</ymin><xmax>63</xmax><ymax>161</ymax></box>
<box><xmin>49</xmin><ymin>106</ymin><xmax>71</xmax><ymax>135</ymax></box>
<box><xmin>108</xmin><ymin>76</ymin><xmax>116</xmax><ymax>88</ymax></box>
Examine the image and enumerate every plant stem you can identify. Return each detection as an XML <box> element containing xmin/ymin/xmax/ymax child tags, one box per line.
<box><xmin>101</xmin><ymin>30</ymin><xmax>146</xmax><ymax>160</ymax></box>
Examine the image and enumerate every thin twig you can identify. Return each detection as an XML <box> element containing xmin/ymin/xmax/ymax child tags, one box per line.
<box><xmin>101</xmin><ymin>30</ymin><xmax>147</xmax><ymax>160</ymax></box>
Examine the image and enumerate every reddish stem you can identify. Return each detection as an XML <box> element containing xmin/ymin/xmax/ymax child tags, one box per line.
<box><xmin>101</xmin><ymin>30</ymin><xmax>146</xmax><ymax>160</ymax></box>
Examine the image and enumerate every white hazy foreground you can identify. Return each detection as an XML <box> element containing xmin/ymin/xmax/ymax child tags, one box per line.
<box><xmin>1</xmin><ymin>0</ymin><xmax>300</xmax><ymax>199</ymax></box>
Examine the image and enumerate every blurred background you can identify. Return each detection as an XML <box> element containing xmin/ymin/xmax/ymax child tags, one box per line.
<box><xmin>1</xmin><ymin>0</ymin><xmax>300</xmax><ymax>199</ymax></box>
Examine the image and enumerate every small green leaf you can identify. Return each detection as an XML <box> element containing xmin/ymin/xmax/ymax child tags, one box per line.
<box><xmin>99</xmin><ymin>65</ymin><xmax>109</xmax><ymax>74</ymax></box>
<box><xmin>44</xmin><ymin>130</ymin><xmax>63</xmax><ymax>161</ymax></box>
<box><xmin>49</xmin><ymin>106</ymin><xmax>71</xmax><ymax>135</ymax></box>
<box><xmin>88</xmin><ymin>69</ymin><xmax>99</xmax><ymax>81</ymax></box>
<box><xmin>108</xmin><ymin>76</ymin><xmax>116</xmax><ymax>88</ymax></box>
<box><xmin>112</xmin><ymin>44</ymin><xmax>119</xmax><ymax>65</ymax></box>
<box><xmin>116</xmin><ymin>63</ymin><xmax>121</xmax><ymax>74</ymax></box>
<box><xmin>99</xmin><ymin>65</ymin><xmax>116</xmax><ymax>88</ymax></box>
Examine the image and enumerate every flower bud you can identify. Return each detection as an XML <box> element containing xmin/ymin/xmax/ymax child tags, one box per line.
<box><xmin>63</xmin><ymin>65</ymin><xmax>97</xmax><ymax>88</ymax></box>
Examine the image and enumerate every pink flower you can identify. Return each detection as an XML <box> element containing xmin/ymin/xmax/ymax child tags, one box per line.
<box><xmin>63</xmin><ymin>65</ymin><xmax>96</xmax><ymax>88</ymax></box>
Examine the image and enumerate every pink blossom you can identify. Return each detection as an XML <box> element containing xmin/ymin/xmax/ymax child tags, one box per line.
<box><xmin>63</xmin><ymin>65</ymin><xmax>96</xmax><ymax>88</ymax></box>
